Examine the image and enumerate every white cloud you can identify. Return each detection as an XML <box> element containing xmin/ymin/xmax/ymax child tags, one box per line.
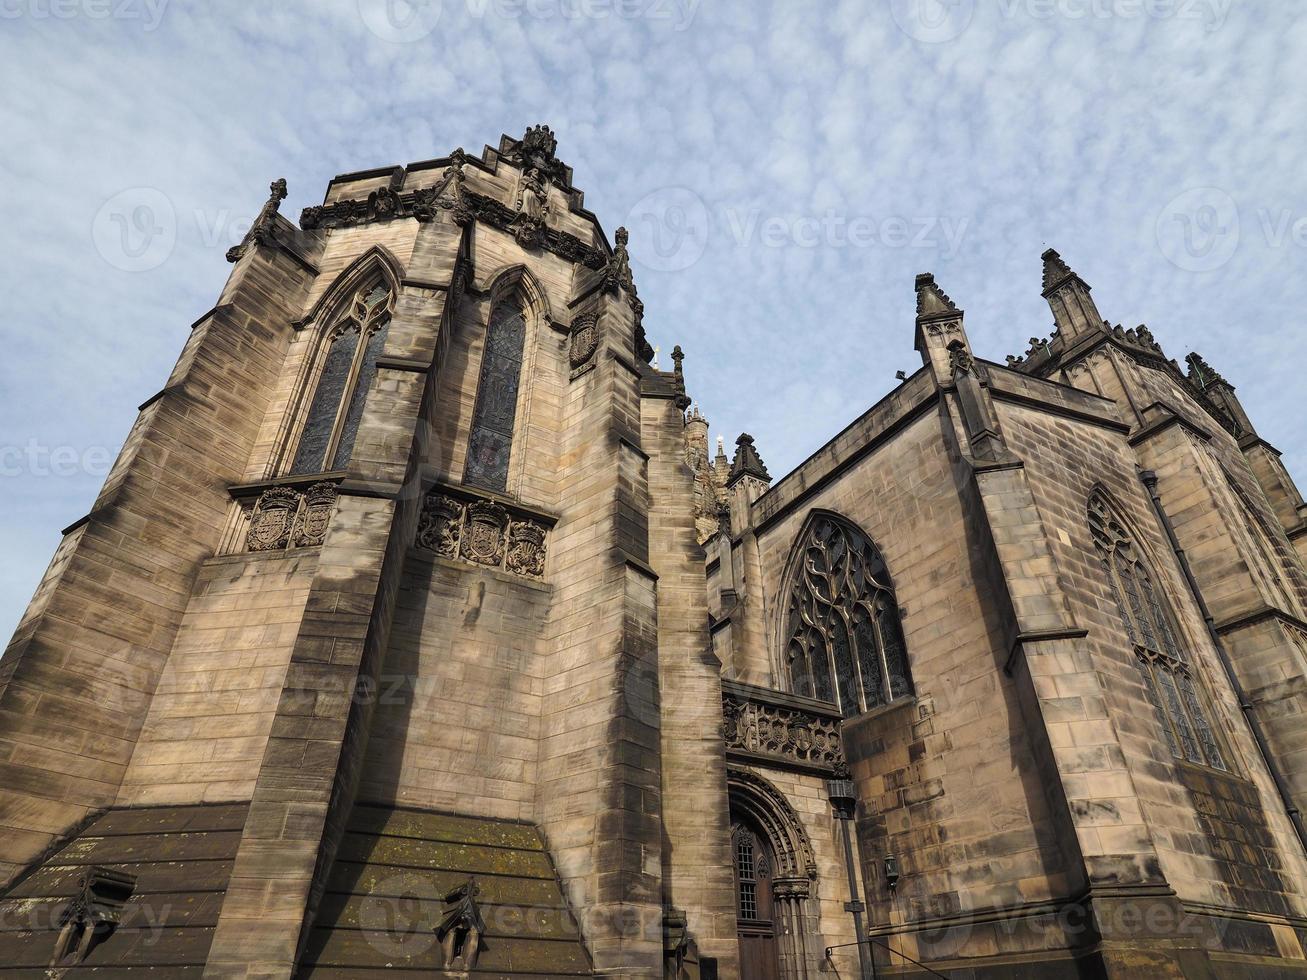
<box><xmin>0</xmin><ymin>0</ymin><xmax>1304</xmax><ymax>636</ymax></box>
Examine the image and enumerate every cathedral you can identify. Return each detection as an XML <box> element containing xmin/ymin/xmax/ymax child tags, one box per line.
<box><xmin>2</xmin><ymin>126</ymin><xmax>1307</xmax><ymax>979</ymax></box>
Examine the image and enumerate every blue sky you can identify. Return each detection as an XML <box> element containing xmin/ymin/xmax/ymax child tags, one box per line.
<box><xmin>0</xmin><ymin>0</ymin><xmax>1304</xmax><ymax>637</ymax></box>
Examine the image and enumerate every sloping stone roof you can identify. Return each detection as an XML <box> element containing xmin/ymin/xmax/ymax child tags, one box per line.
<box><xmin>298</xmin><ymin>803</ymin><xmax>592</xmax><ymax>977</ymax></box>
<box><xmin>0</xmin><ymin>802</ymin><xmax>247</xmax><ymax>975</ymax></box>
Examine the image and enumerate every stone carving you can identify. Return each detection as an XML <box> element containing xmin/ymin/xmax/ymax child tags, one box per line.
<box><xmin>299</xmin><ymin>180</ymin><xmax>608</xmax><ymax>271</ymax></box>
<box><xmin>416</xmin><ymin>487</ymin><xmax>551</xmax><ymax>579</ymax></box>
<box><xmin>722</xmin><ymin>692</ymin><xmax>845</xmax><ymax>771</ymax></box>
<box><xmin>461</xmin><ymin>500</ymin><xmax>509</xmax><ymax>567</ymax></box>
<box><xmin>511</xmin><ymin>167</ymin><xmax>549</xmax><ymax>248</ymax></box>
<box><xmin>50</xmin><ymin>866</ymin><xmax>136</xmax><ymax>968</ymax></box>
<box><xmin>226</xmin><ymin>178</ymin><xmax>288</xmax><ymax>263</ymax></box>
<box><xmin>504</xmin><ymin>123</ymin><xmax>568</xmax><ymax>188</ymax></box>
<box><xmin>506</xmin><ymin>520</ymin><xmax>547</xmax><ymax>577</ymax></box>
<box><xmin>417</xmin><ymin>493</ymin><xmax>464</xmax><ymax>558</ymax></box>
<box><xmin>948</xmin><ymin>339</ymin><xmax>975</xmax><ymax>377</ymax></box>
<box><xmin>443</xmin><ymin>147</ymin><xmax>473</xmax><ymax>226</ymax></box>
<box><xmin>246</xmin><ymin>482</ymin><xmax>338</xmax><ymax>553</ymax></box>
<box><xmin>601</xmin><ymin>226</ymin><xmax>634</xmax><ymax>294</ymax></box>
<box><xmin>569</xmin><ymin>313</ymin><xmax>599</xmax><ymax>372</ymax></box>
<box><xmin>436</xmin><ymin>877</ymin><xmax>485</xmax><ymax>972</ymax></box>
<box><xmin>291</xmin><ymin>482</ymin><xmax>338</xmax><ymax>548</ymax></box>
<box><xmin>247</xmin><ymin>486</ymin><xmax>300</xmax><ymax>552</ymax></box>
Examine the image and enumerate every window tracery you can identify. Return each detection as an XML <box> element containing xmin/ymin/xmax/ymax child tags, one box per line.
<box><xmin>1089</xmin><ymin>492</ymin><xmax>1225</xmax><ymax>769</ymax></box>
<box><xmin>290</xmin><ymin>282</ymin><xmax>392</xmax><ymax>474</ymax></box>
<box><xmin>784</xmin><ymin>514</ymin><xmax>912</xmax><ymax>716</ymax></box>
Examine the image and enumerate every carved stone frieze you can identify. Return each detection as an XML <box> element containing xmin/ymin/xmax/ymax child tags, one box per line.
<box><xmin>722</xmin><ymin>689</ymin><xmax>845</xmax><ymax>772</ymax></box>
<box><xmin>416</xmin><ymin>487</ymin><xmax>550</xmax><ymax>579</ymax></box>
<box><xmin>246</xmin><ymin>481</ymin><xmax>339</xmax><ymax>553</ymax></box>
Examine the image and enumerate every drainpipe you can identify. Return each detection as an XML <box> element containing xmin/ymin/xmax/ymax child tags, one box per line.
<box><xmin>827</xmin><ymin>771</ymin><xmax>873</xmax><ymax>980</ymax></box>
<box><xmin>1139</xmin><ymin>468</ymin><xmax>1307</xmax><ymax>859</ymax></box>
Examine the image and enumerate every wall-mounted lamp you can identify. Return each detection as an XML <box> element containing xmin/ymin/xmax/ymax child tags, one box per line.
<box><xmin>884</xmin><ymin>855</ymin><xmax>900</xmax><ymax>893</ymax></box>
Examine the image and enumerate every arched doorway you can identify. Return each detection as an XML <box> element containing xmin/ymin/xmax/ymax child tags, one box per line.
<box><xmin>727</xmin><ymin>768</ymin><xmax>822</xmax><ymax>980</ymax></box>
<box><xmin>732</xmin><ymin>818</ymin><xmax>781</xmax><ymax>980</ymax></box>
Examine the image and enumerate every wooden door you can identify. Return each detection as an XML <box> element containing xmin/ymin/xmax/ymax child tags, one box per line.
<box><xmin>733</xmin><ymin>822</ymin><xmax>780</xmax><ymax>980</ymax></box>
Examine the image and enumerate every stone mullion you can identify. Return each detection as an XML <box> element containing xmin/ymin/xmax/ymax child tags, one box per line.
<box><xmin>203</xmin><ymin>220</ymin><xmax>462</xmax><ymax>978</ymax></box>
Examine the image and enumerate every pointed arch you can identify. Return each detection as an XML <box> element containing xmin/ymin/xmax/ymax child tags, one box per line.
<box><xmin>286</xmin><ymin>246</ymin><xmax>403</xmax><ymax>475</ymax></box>
<box><xmin>1087</xmin><ymin>488</ymin><xmax>1226</xmax><ymax>769</ymax></box>
<box><xmin>779</xmin><ymin>510</ymin><xmax>913</xmax><ymax>716</ymax></box>
<box><xmin>727</xmin><ymin>767</ymin><xmax>816</xmax><ymax>882</ymax></box>
<box><xmin>479</xmin><ymin>263</ymin><xmax>557</xmax><ymax>332</ymax></box>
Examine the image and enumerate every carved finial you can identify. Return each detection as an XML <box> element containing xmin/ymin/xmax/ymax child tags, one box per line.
<box><xmin>1041</xmin><ymin>247</ymin><xmax>1077</xmax><ymax>292</ymax></box>
<box><xmin>1186</xmin><ymin>351</ymin><xmax>1229</xmax><ymax>390</ymax></box>
<box><xmin>616</xmin><ymin>226</ymin><xmax>629</xmax><ymax>247</ymax></box>
<box><xmin>601</xmin><ymin>227</ymin><xmax>634</xmax><ymax>295</ymax></box>
<box><xmin>716</xmin><ymin>435</ymin><xmax>726</xmax><ymax>457</ymax></box>
<box><xmin>729</xmin><ymin>433</ymin><xmax>771</xmax><ymax>485</ymax></box>
<box><xmin>651</xmin><ymin>345</ymin><xmax>660</xmax><ymax>369</ymax></box>
<box><xmin>914</xmin><ymin>272</ymin><xmax>959</xmax><ymax>319</ymax></box>
<box><xmin>671</xmin><ymin>344</ymin><xmax>685</xmax><ymax>374</ymax></box>
<box><xmin>226</xmin><ymin>177</ymin><xmax>288</xmax><ymax>263</ymax></box>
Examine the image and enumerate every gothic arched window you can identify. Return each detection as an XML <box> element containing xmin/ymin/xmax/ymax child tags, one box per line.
<box><xmin>464</xmin><ymin>298</ymin><xmax>527</xmax><ymax>492</ymax></box>
<box><xmin>785</xmin><ymin>514</ymin><xmax>912</xmax><ymax>716</ymax></box>
<box><xmin>291</xmin><ymin>282</ymin><xmax>392</xmax><ymax>474</ymax></box>
<box><xmin>1089</xmin><ymin>493</ymin><xmax>1226</xmax><ymax>769</ymax></box>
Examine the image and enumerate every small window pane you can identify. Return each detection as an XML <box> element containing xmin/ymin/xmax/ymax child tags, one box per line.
<box><xmin>1180</xmin><ymin>673</ymin><xmax>1226</xmax><ymax>770</ymax></box>
<box><xmin>330</xmin><ymin>320</ymin><xmax>389</xmax><ymax>471</ymax></box>
<box><xmin>465</xmin><ymin>302</ymin><xmax>526</xmax><ymax>492</ymax></box>
<box><xmin>292</xmin><ymin>328</ymin><xmax>358</xmax><ymax>474</ymax></box>
<box><xmin>1156</xmin><ymin>665</ymin><xmax>1202</xmax><ymax>764</ymax></box>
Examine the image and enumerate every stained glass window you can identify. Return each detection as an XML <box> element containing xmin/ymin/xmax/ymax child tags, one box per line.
<box><xmin>291</xmin><ymin>282</ymin><xmax>392</xmax><ymax>475</ymax></box>
<box><xmin>1089</xmin><ymin>492</ymin><xmax>1225</xmax><ymax>769</ymax></box>
<box><xmin>464</xmin><ymin>299</ymin><xmax>526</xmax><ymax>492</ymax></box>
<box><xmin>784</xmin><ymin>514</ymin><xmax>913</xmax><ymax>716</ymax></box>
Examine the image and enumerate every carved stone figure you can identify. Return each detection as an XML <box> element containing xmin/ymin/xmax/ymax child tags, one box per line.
<box><xmin>435</xmin><ymin>877</ymin><xmax>485</xmax><ymax>971</ymax></box>
<box><xmin>247</xmin><ymin>486</ymin><xmax>300</xmax><ymax>552</ymax></box>
<box><xmin>602</xmin><ymin>226</ymin><xmax>634</xmax><ymax>294</ymax></box>
<box><xmin>417</xmin><ymin>493</ymin><xmax>463</xmax><ymax>558</ymax></box>
<box><xmin>511</xmin><ymin>168</ymin><xmax>549</xmax><ymax>248</ymax></box>
<box><xmin>443</xmin><ymin>147</ymin><xmax>473</xmax><ymax>226</ymax></box>
<box><xmin>226</xmin><ymin>177</ymin><xmax>288</xmax><ymax>263</ymax></box>
<box><xmin>506</xmin><ymin>520</ymin><xmax>547</xmax><ymax>577</ymax></box>
<box><xmin>460</xmin><ymin>500</ymin><xmax>508</xmax><ymax>567</ymax></box>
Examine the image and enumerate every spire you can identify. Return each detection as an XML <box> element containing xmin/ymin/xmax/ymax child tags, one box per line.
<box><xmin>728</xmin><ymin>433</ymin><xmax>771</xmax><ymax>486</ymax></box>
<box><xmin>1040</xmin><ymin>247</ymin><xmax>1105</xmax><ymax>345</ymax></box>
<box><xmin>1185</xmin><ymin>352</ymin><xmax>1229</xmax><ymax>391</ymax></box>
<box><xmin>1186</xmin><ymin>351</ymin><xmax>1253</xmax><ymax>436</ymax></box>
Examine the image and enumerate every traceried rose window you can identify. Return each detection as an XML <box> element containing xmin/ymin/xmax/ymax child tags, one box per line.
<box><xmin>1089</xmin><ymin>492</ymin><xmax>1226</xmax><ymax>770</ymax></box>
<box><xmin>785</xmin><ymin>514</ymin><xmax>913</xmax><ymax>716</ymax></box>
<box><xmin>464</xmin><ymin>299</ymin><xmax>527</xmax><ymax>493</ymax></box>
<box><xmin>291</xmin><ymin>282</ymin><xmax>392</xmax><ymax>474</ymax></box>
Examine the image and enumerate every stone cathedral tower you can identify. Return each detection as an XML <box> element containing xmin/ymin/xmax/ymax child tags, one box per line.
<box><xmin>2</xmin><ymin>128</ymin><xmax>1307</xmax><ymax>979</ymax></box>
